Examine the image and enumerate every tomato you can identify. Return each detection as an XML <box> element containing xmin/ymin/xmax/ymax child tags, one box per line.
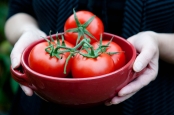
<box><xmin>64</xmin><ymin>10</ymin><xmax>104</xmax><ymax>45</ymax></box>
<box><xmin>92</xmin><ymin>40</ymin><xmax>126</xmax><ymax>70</ymax></box>
<box><xmin>28</xmin><ymin>40</ymin><xmax>74</xmax><ymax>77</ymax></box>
<box><xmin>71</xmin><ymin>52</ymin><xmax>115</xmax><ymax>78</ymax></box>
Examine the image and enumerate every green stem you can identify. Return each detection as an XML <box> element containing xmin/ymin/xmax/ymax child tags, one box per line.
<box><xmin>83</xmin><ymin>40</ymin><xmax>95</xmax><ymax>56</ymax></box>
<box><xmin>64</xmin><ymin>52</ymin><xmax>74</xmax><ymax>74</ymax></box>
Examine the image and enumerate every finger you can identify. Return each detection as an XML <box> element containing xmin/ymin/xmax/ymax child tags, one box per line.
<box><xmin>118</xmin><ymin>66</ymin><xmax>157</xmax><ymax>97</ymax></box>
<box><xmin>105</xmin><ymin>92</ymin><xmax>136</xmax><ymax>106</ymax></box>
<box><xmin>20</xmin><ymin>85</ymin><xmax>33</xmax><ymax>96</ymax></box>
<box><xmin>118</xmin><ymin>48</ymin><xmax>158</xmax><ymax>96</ymax></box>
<box><xmin>133</xmin><ymin>44</ymin><xmax>158</xmax><ymax>72</ymax></box>
<box><xmin>10</xmin><ymin>31</ymin><xmax>46</xmax><ymax>69</ymax></box>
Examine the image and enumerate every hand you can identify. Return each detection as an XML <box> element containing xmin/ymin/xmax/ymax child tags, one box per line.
<box><xmin>106</xmin><ymin>31</ymin><xmax>159</xmax><ymax>106</ymax></box>
<box><xmin>10</xmin><ymin>29</ymin><xmax>46</xmax><ymax>96</ymax></box>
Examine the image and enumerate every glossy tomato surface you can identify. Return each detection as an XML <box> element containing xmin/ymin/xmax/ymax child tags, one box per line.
<box><xmin>28</xmin><ymin>40</ymin><xmax>74</xmax><ymax>77</ymax></box>
<box><xmin>64</xmin><ymin>10</ymin><xmax>104</xmax><ymax>45</ymax></box>
<box><xmin>92</xmin><ymin>40</ymin><xmax>126</xmax><ymax>70</ymax></box>
<box><xmin>71</xmin><ymin>53</ymin><xmax>115</xmax><ymax>78</ymax></box>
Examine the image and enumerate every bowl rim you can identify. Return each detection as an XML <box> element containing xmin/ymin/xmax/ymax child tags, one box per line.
<box><xmin>21</xmin><ymin>32</ymin><xmax>137</xmax><ymax>81</ymax></box>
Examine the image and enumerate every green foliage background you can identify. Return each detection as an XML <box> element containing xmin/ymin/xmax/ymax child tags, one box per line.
<box><xmin>0</xmin><ymin>0</ymin><xmax>19</xmax><ymax>114</ymax></box>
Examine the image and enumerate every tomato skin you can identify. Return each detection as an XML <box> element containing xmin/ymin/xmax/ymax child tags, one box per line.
<box><xmin>28</xmin><ymin>40</ymin><xmax>74</xmax><ymax>77</ymax></box>
<box><xmin>71</xmin><ymin>53</ymin><xmax>115</xmax><ymax>78</ymax></box>
<box><xmin>64</xmin><ymin>10</ymin><xmax>104</xmax><ymax>45</ymax></box>
<box><xmin>92</xmin><ymin>41</ymin><xmax>126</xmax><ymax>70</ymax></box>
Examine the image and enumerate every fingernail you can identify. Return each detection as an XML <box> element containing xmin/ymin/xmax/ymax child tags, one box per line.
<box><xmin>119</xmin><ymin>89</ymin><xmax>128</xmax><ymax>96</ymax></box>
<box><xmin>134</xmin><ymin>61</ymin><xmax>143</xmax><ymax>72</ymax></box>
<box><xmin>20</xmin><ymin>85</ymin><xmax>33</xmax><ymax>96</ymax></box>
<box><xmin>120</xmin><ymin>93</ymin><xmax>126</xmax><ymax>97</ymax></box>
<box><xmin>21</xmin><ymin>85</ymin><xmax>27</xmax><ymax>94</ymax></box>
<box><xmin>105</xmin><ymin>101</ymin><xmax>112</xmax><ymax>106</ymax></box>
<box><xmin>112</xmin><ymin>100</ymin><xmax>119</xmax><ymax>105</ymax></box>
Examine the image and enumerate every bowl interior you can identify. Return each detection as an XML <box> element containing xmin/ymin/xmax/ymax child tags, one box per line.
<box><xmin>22</xmin><ymin>32</ymin><xmax>136</xmax><ymax>80</ymax></box>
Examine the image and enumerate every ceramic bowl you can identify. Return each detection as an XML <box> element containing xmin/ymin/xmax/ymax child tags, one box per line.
<box><xmin>11</xmin><ymin>32</ymin><xmax>139</xmax><ymax>107</ymax></box>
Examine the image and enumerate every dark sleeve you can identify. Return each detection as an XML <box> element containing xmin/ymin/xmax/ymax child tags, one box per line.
<box><xmin>6</xmin><ymin>0</ymin><xmax>36</xmax><ymax>20</ymax></box>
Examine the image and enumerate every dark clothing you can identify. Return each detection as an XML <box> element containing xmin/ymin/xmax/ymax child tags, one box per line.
<box><xmin>7</xmin><ymin>0</ymin><xmax>174</xmax><ymax>115</ymax></box>
<box><xmin>7</xmin><ymin>0</ymin><xmax>125</xmax><ymax>36</ymax></box>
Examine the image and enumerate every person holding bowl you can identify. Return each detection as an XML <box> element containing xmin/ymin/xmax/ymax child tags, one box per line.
<box><xmin>5</xmin><ymin>0</ymin><xmax>174</xmax><ymax>115</ymax></box>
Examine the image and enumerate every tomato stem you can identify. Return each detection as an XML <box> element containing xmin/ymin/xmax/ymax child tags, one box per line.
<box><xmin>65</xmin><ymin>9</ymin><xmax>97</xmax><ymax>45</ymax></box>
<box><xmin>64</xmin><ymin>52</ymin><xmax>74</xmax><ymax>74</ymax></box>
<box><xmin>43</xmin><ymin>8</ymin><xmax>123</xmax><ymax>75</ymax></box>
<box><xmin>44</xmin><ymin>31</ymin><xmax>122</xmax><ymax>74</ymax></box>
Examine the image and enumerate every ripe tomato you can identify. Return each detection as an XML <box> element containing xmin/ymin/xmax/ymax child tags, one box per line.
<box><xmin>71</xmin><ymin>52</ymin><xmax>115</xmax><ymax>78</ymax></box>
<box><xmin>28</xmin><ymin>40</ymin><xmax>74</xmax><ymax>77</ymax></box>
<box><xmin>92</xmin><ymin>40</ymin><xmax>126</xmax><ymax>70</ymax></box>
<box><xmin>64</xmin><ymin>10</ymin><xmax>104</xmax><ymax>45</ymax></box>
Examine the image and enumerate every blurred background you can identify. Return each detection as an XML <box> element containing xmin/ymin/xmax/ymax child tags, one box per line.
<box><xmin>0</xmin><ymin>0</ymin><xmax>19</xmax><ymax>115</ymax></box>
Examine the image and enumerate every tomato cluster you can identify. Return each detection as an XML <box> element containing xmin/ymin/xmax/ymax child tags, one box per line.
<box><xmin>28</xmin><ymin>9</ymin><xmax>126</xmax><ymax>78</ymax></box>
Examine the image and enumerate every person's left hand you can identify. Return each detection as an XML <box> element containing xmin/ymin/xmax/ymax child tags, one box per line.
<box><xmin>105</xmin><ymin>31</ymin><xmax>159</xmax><ymax>106</ymax></box>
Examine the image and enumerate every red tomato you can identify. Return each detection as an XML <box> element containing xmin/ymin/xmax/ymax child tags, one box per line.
<box><xmin>64</xmin><ymin>10</ymin><xmax>104</xmax><ymax>45</ymax></box>
<box><xmin>71</xmin><ymin>53</ymin><xmax>115</xmax><ymax>78</ymax></box>
<box><xmin>28</xmin><ymin>40</ymin><xmax>74</xmax><ymax>77</ymax></box>
<box><xmin>92</xmin><ymin>40</ymin><xmax>126</xmax><ymax>70</ymax></box>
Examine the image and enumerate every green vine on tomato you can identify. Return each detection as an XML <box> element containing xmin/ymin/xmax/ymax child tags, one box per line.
<box><xmin>64</xmin><ymin>9</ymin><xmax>104</xmax><ymax>45</ymax></box>
<box><xmin>28</xmin><ymin>9</ymin><xmax>126</xmax><ymax>78</ymax></box>
<box><xmin>65</xmin><ymin>9</ymin><xmax>97</xmax><ymax>45</ymax></box>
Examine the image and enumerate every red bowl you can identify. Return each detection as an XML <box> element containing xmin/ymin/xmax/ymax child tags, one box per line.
<box><xmin>10</xmin><ymin>32</ymin><xmax>139</xmax><ymax>107</ymax></box>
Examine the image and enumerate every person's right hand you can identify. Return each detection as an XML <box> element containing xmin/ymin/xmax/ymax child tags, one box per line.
<box><xmin>10</xmin><ymin>29</ymin><xmax>46</xmax><ymax>96</ymax></box>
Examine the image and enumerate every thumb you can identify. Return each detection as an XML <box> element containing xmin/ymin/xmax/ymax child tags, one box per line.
<box><xmin>10</xmin><ymin>41</ymin><xmax>24</xmax><ymax>68</ymax></box>
<box><xmin>10</xmin><ymin>30</ymin><xmax>46</xmax><ymax>68</ymax></box>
